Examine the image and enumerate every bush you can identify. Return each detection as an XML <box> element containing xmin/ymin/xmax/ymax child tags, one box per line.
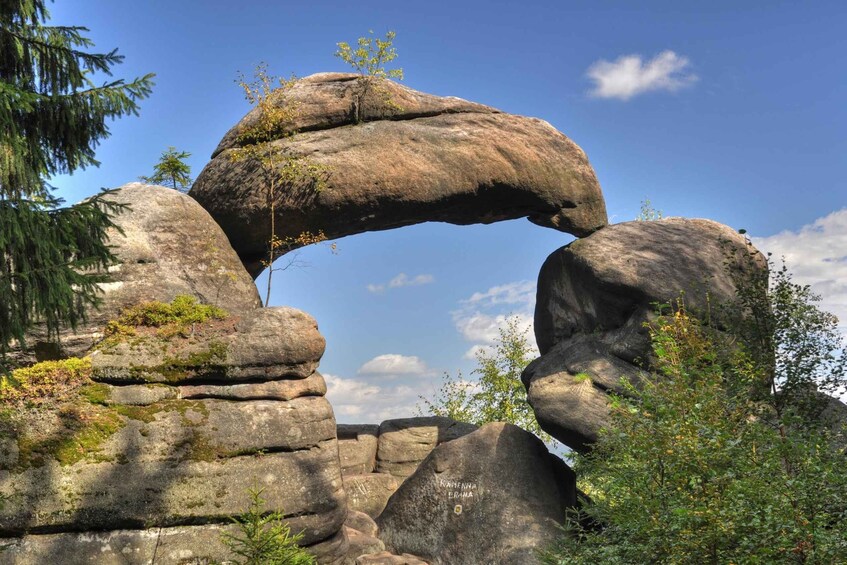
<box><xmin>543</xmin><ymin>297</ymin><xmax>847</xmax><ymax>563</ymax></box>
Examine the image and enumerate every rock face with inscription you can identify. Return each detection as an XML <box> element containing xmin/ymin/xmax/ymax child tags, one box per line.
<box><xmin>525</xmin><ymin>218</ymin><xmax>766</xmax><ymax>451</ymax></box>
<box><xmin>377</xmin><ymin>423</ymin><xmax>576</xmax><ymax>564</ymax></box>
<box><xmin>191</xmin><ymin>72</ymin><xmax>608</xmax><ymax>277</ymax></box>
<box><xmin>339</xmin><ymin>418</ymin><xmax>476</xmax><ymax>519</ymax></box>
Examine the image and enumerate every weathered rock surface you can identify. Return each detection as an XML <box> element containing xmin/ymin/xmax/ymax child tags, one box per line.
<box><xmin>377</xmin><ymin>423</ymin><xmax>576</xmax><ymax>565</ymax></box>
<box><xmin>356</xmin><ymin>552</ymin><xmax>430</xmax><ymax>565</ymax></box>
<box><xmin>3</xmin><ymin>305</ymin><xmax>346</xmax><ymax>562</ymax></box>
<box><xmin>346</xmin><ymin>510</ymin><xmax>380</xmax><ymax>538</ymax></box>
<box><xmin>191</xmin><ymin>72</ymin><xmax>608</xmax><ymax>277</ymax></box>
<box><xmin>526</xmin><ymin>218</ymin><xmax>766</xmax><ymax>451</ymax></box>
<box><xmin>89</xmin><ymin>306</ymin><xmax>325</xmax><ymax>383</ymax></box>
<box><xmin>375</xmin><ymin>417</ymin><xmax>477</xmax><ymax>481</ymax></box>
<box><xmin>10</xmin><ymin>183</ymin><xmax>261</xmax><ymax>365</ymax></box>
<box><xmin>0</xmin><ymin>523</ymin><xmax>235</xmax><ymax>565</ymax></box>
<box><xmin>344</xmin><ymin>472</ymin><xmax>401</xmax><ymax>519</ymax></box>
<box><xmin>338</xmin><ymin>424</ymin><xmax>379</xmax><ymax>476</ymax></box>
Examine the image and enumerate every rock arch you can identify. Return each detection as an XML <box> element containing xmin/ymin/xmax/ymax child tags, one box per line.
<box><xmin>190</xmin><ymin>73</ymin><xmax>608</xmax><ymax>278</ymax></box>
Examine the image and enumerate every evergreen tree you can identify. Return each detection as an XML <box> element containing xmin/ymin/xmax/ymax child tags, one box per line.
<box><xmin>0</xmin><ymin>1</ymin><xmax>154</xmax><ymax>368</ymax></box>
<box><xmin>140</xmin><ymin>146</ymin><xmax>192</xmax><ymax>192</ymax></box>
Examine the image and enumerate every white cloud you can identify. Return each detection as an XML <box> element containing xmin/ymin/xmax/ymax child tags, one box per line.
<box><xmin>452</xmin><ymin>280</ymin><xmax>539</xmax><ymax>358</ymax></box>
<box><xmin>753</xmin><ymin>208</ymin><xmax>847</xmax><ymax>331</ymax></box>
<box><xmin>358</xmin><ymin>353</ymin><xmax>430</xmax><ymax>376</ymax></box>
<box><xmin>463</xmin><ymin>280</ymin><xmax>535</xmax><ymax>307</ymax></box>
<box><xmin>367</xmin><ymin>273</ymin><xmax>434</xmax><ymax>293</ymax></box>
<box><xmin>587</xmin><ymin>50</ymin><xmax>698</xmax><ymax>101</ymax></box>
<box><xmin>324</xmin><ymin>373</ymin><xmax>433</xmax><ymax>422</ymax></box>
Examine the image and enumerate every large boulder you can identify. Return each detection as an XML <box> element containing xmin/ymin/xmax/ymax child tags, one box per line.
<box><xmin>525</xmin><ymin>218</ymin><xmax>766</xmax><ymax>451</ymax></box>
<box><xmin>11</xmin><ymin>183</ymin><xmax>261</xmax><ymax>365</ymax></box>
<box><xmin>377</xmin><ymin>423</ymin><xmax>576</xmax><ymax>565</ymax></box>
<box><xmin>2</xmin><ymin>299</ymin><xmax>347</xmax><ymax>560</ymax></box>
<box><xmin>191</xmin><ymin>73</ymin><xmax>608</xmax><ymax>277</ymax></box>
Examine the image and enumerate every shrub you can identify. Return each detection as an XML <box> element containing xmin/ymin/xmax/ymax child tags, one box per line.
<box><xmin>542</xmin><ymin>300</ymin><xmax>847</xmax><ymax>563</ymax></box>
<box><xmin>221</xmin><ymin>487</ymin><xmax>316</xmax><ymax>565</ymax></box>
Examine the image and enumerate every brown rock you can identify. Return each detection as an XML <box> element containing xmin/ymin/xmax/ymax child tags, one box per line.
<box><xmin>356</xmin><ymin>551</ymin><xmax>430</xmax><ymax>565</ymax></box>
<box><xmin>191</xmin><ymin>73</ymin><xmax>607</xmax><ymax>277</ymax></box>
<box><xmin>345</xmin><ymin>509</ymin><xmax>380</xmax><ymax>538</ymax></box>
<box><xmin>89</xmin><ymin>306</ymin><xmax>325</xmax><ymax>383</ymax></box>
<box><xmin>345</xmin><ymin>525</ymin><xmax>386</xmax><ymax>563</ymax></box>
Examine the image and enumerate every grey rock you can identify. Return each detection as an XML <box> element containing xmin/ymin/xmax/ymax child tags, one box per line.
<box><xmin>179</xmin><ymin>371</ymin><xmax>327</xmax><ymax>401</ymax></box>
<box><xmin>1</xmin><ymin>396</ymin><xmax>342</xmax><ymax>544</ymax></box>
<box><xmin>89</xmin><ymin>306</ymin><xmax>324</xmax><ymax>383</ymax></box>
<box><xmin>103</xmin><ymin>383</ymin><xmax>179</xmax><ymax>405</ymax></box>
<box><xmin>529</xmin><ymin>218</ymin><xmax>766</xmax><ymax>451</ymax></box>
<box><xmin>0</xmin><ymin>524</ymin><xmax>233</xmax><ymax>565</ymax></box>
<box><xmin>375</xmin><ymin>417</ymin><xmax>477</xmax><ymax>481</ymax></box>
<box><xmin>535</xmin><ymin>218</ymin><xmax>762</xmax><ymax>355</ymax></box>
<box><xmin>377</xmin><ymin>423</ymin><xmax>576</xmax><ymax>565</ymax></box>
<box><xmin>338</xmin><ymin>424</ymin><xmax>379</xmax><ymax>476</ymax></box>
<box><xmin>10</xmin><ymin>183</ymin><xmax>261</xmax><ymax>364</ymax></box>
<box><xmin>0</xmin><ymin>522</ymin><xmax>348</xmax><ymax>565</ymax></box>
<box><xmin>521</xmin><ymin>335</ymin><xmax>649</xmax><ymax>452</ymax></box>
<box><xmin>1</xmin><ymin>439</ymin><xmax>344</xmax><ymax>545</ymax></box>
<box><xmin>191</xmin><ymin>73</ymin><xmax>607</xmax><ymax>277</ymax></box>
<box><xmin>344</xmin><ymin>473</ymin><xmax>401</xmax><ymax>519</ymax></box>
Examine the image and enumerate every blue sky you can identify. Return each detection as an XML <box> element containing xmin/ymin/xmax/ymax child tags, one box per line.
<box><xmin>50</xmin><ymin>1</ymin><xmax>847</xmax><ymax>422</ymax></box>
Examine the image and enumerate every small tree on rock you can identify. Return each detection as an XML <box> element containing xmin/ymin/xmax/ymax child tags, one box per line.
<box><xmin>335</xmin><ymin>30</ymin><xmax>403</xmax><ymax>122</ymax></box>
<box><xmin>140</xmin><ymin>146</ymin><xmax>192</xmax><ymax>192</ymax></box>
<box><xmin>231</xmin><ymin>64</ymin><xmax>330</xmax><ymax>306</ymax></box>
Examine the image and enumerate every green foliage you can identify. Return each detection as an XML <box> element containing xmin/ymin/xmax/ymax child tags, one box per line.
<box><xmin>140</xmin><ymin>146</ymin><xmax>192</xmax><ymax>192</ymax></box>
<box><xmin>418</xmin><ymin>316</ymin><xmax>554</xmax><ymax>444</ymax></box>
<box><xmin>232</xmin><ymin>64</ymin><xmax>330</xmax><ymax>305</ymax></box>
<box><xmin>0</xmin><ymin>357</ymin><xmax>92</xmax><ymax>404</ymax></box>
<box><xmin>335</xmin><ymin>30</ymin><xmax>403</xmax><ymax>81</ymax></box>
<box><xmin>636</xmin><ymin>199</ymin><xmax>663</xmax><ymax>221</ymax></box>
<box><xmin>0</xmin><ymin>1</ymin><xmax>154</xmax><ymax>369</ymax></box>
<box><xmin>543</xmin><ymin>288</ymin><xmax>847</xmax><ymax>563</ymax></box>
<box><xmin>335</xmin><ymin>30</ymin><xmax>403</xmax><ymax>123</ymax></box>
<box><xmin>221</xmin><ymin>487</ymin><xmax>316</xmax><ymax>565</ymax></box>
<box><xmin>109</xmin><ymin>294</ymin><xmax>227</xmax><ymax>340</ymax></box>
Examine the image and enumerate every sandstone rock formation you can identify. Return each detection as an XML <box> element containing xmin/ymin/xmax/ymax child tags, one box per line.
<box><xmin>375</xmin><ymin>417</ymin><xmax>478</xmax><ymax>481</ymax></box>
<box><xmin>190</xmin><ymin>73</ymin><xmax>608</xmax><ymax>277</ymax></box>
<box><xmin>11</xmin><ymin>183</ymin><xmax>261</xmax><ymax>365</ymax></box>
<box><xmin>525</xmin><ymin>218</ymin><xmax>766</xmax><ymax>451</ymax></box>
<box><xmin>0</xmin><ymin>306</ymin><xmax>348</xmax><ymax>563</ymax></box>
<box><xmin>377</xmin><ymin>423</ymin><xmax>575</xmax><ymax>565</ymax></box>
<box><xmin>338</xmin><ymin>418</ymin><xmax>476</xmax><ymax>519</ymax></box>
